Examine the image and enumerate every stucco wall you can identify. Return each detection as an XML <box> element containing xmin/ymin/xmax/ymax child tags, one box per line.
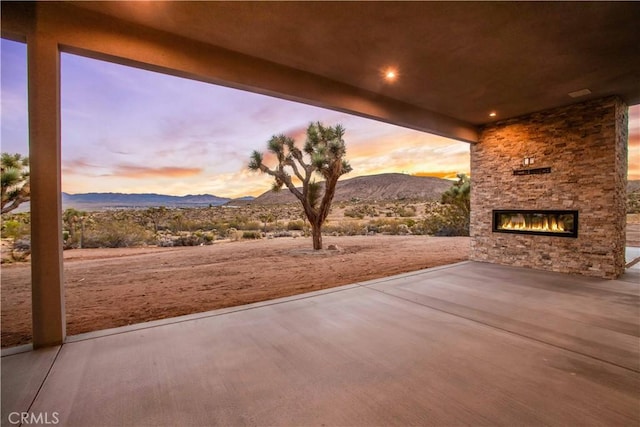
<box><xmin>470</xmin><ymin>96</ymin><xmax>628</xmax><ymax>278</ymax></box>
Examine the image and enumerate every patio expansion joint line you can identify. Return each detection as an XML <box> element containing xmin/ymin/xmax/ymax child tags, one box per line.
<box><xmin>20</xmin><ymin>345</ymin><xmax>63</xmax><ymax>427</ymax></box>
<box><xmin>626</xmin><ymin>256</ymin><xmax>640</xmax><ymax>269</ymax></box>
<box><xmin>359</xmin><ymin>284</ymin><xmax>640</xmax><ymax>374</ymax></box>
<box><xmin>355</xmin><ymin>261</ymin><xmax>468</xmax><ymax>287</ymax></box>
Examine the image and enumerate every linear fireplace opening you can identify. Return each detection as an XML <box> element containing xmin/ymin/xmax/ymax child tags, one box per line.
<box><xmin>492</xmin><ymin>210</ymin><xmax>578</xmax><ymax>238</ymax></box>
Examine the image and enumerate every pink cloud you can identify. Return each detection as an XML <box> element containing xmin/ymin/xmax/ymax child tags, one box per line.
<box><xmin>112</xmin><ymin>165</ymin><xmax>203</xmax><ymax>179</ymax></box>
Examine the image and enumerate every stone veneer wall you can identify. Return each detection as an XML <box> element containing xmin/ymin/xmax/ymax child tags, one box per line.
<box><xmin>470</xmin><ymin>96</ymin><xmax>628</xmax><ymax>279</ymax></box>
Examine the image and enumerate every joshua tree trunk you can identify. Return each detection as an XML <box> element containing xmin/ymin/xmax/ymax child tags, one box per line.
<box><xmin>79</xmin><ymin>220</ymin><xmax>85</xmax><ymax>249</ymax></box>
<box><xmin>311</xmin><ymin>222</ymin><xmax>322</xmax><ymax>250</ymax></box>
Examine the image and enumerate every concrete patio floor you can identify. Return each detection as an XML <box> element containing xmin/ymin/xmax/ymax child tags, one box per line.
<box><xmin>2</xmin><ymin>261</ymin><xmax>639</xmax><ymax>426</ymax></box>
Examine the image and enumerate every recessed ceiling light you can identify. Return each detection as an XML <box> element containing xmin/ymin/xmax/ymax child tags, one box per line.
<box><xmin>568</xmin><ymin>88</ymin><xmax>592</xmax><ymax>98</ymax></box>
<box><xmin>489</xmin><ymin>112</ymin><xmax>497</xmax><ymax>117</ymax></box>
<box><xmin>383</xmin><ymin>68</ymin><xmax>398</xmax><ymax>82</ymax></box>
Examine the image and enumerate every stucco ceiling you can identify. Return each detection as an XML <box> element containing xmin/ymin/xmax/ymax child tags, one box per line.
<box><xmin>65</xmin><ymin>1</ymin><xmax>640</xmax><ymax>125</ymax></box>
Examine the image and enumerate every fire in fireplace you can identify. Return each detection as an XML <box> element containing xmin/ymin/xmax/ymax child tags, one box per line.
<box><xmin>492</xmin><ymin>210</ymin><xmax>578</xmax><ymax>237</ymax></box>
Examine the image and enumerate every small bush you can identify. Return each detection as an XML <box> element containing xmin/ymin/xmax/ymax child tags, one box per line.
<box><xmin>155</xmin><ymin>230</ymin><xmax>214</xmax><ymax>247</ymax></box>
<box><xmin>1</xmin><ymin>219</ymin><xmax>29</xmax><ymax>239</ymax></box>
<box><xmin>394</xmin><ymin>206</ymin><xmax>417</xmax><ymax>217</ymax></box>
<box><xmin>323</xmin><ymin>222</ymin><xmax>366</xmax><ymax>236</ymax></box>
<box><xmin>287</xmin><ymin>220</ymin><xmax>305</xmax><ymax>230</ymax></box>
<box><xmin>241</xmin><ymin>221</ymin><xmax>262</xmax><ymax>231</ymax></box>
<box><xmin>343</xmin><ymin>208</ymin><xmax>364</xmax><ymax>219</ymax></box>
<box><xmin>344</xmin><ymin>204</ymin><xmax>378</xmax><ymax>219</ymax></box>
<box><xmin>367</xmin><ymin>218</ymin><xmax>402</xmax><ymax>235</ymax></box>
<box><xmin>13</xmin><ymin>238</ymin><xmax>31</xmax><ymax>251</ymax></box>
<box><xmin>242</xmin><ymin>231</ymin><xmax>261</xmax><ymax>239</ymax></box>
<box><xmin>629</xmin><ymin>192</ymin><xmax>640</xmax><ymax>214</ymax></box>
<box><xmin>422</xmin><ymin>204</ymin><xmax>469</xmax><ymax>236</ymax></box>
<box><xmin>403</xmin><ymin>218</ymin><xmax>416</xmax><ymax>228</ymax></box>
<box><xmin>83</xmin><ymin>222</ymin><xmax>152</xmax><ymax>248</ymax></box>
<box><xmin>174</xmin><ymin>235</ymin><xmax>202</xmax><ymax>246</ymax></box>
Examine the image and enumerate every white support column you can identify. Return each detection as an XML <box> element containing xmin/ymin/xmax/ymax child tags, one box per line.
<box><xmin>27</xmin><ymin>21</ymin><xmax>65</xmax><ymax>347</ymax></box>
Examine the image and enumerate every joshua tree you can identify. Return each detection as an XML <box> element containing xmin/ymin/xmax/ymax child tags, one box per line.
<box><xmin>63</xmin><ymin>208</ymin><xmax>88</xmax><ymax>248</ymax></box>
<box><xmin>141</xmin><ymin>206</ymin><xmax>167</xmax><ymax>233</ymax></box>
<box><xmin>249</xmin><ymin>122</ymin><xmax>352</xmax><ymax>250</ymax></box>
<box><xmin>258</xmin><ymin>212</ymin><xmax>273</xmax><ymax>232</ymax></box>
<box><xmin>1</xmin><ymin>153</ymin><xmax>30</xmax><ymax>214</ymax></box>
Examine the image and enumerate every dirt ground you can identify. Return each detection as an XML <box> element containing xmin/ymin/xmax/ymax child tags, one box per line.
<box><xmin>1</xmin><ymin>235</ymin><xmax>469</xmax><ymax>348</ymax></box>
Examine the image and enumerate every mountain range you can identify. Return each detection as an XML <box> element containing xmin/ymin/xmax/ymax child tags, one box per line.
<box><xmin>61</xmin><ymin>193</ymin><xmax>245</xmax><ymax>210</ymax></box>
<box><xmin>37</xmin><ymin>175</ymin><xmax>640</xmax><ymax>211</ymax></box>
<box><xmin>59</xmin><ymin>173</ymin><xmax>454</xmax><ymax>210</ymax></box>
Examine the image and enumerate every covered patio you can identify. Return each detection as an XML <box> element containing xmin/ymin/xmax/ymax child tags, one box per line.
<box><xmin>2</xmin><ymin>2</ymin><xmax>640</xmax><ymax>425</ymax></box>
<box><xmin>3</xmin><ymin>261</ymin><xmax>639</xmax><ymax>426</ymax></box>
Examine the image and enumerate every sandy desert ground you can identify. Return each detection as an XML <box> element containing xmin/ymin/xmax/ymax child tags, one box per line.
<box><xmin>1</xmin><ymin>235</ymin><xmax>470</xmax><ymax>348</ymax></box>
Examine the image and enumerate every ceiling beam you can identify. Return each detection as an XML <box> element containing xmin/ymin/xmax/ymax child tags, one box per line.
<box><xmin>2</xmin><ymin>2</ymin><xmax>479</xmax><ymax>143</ymax></box>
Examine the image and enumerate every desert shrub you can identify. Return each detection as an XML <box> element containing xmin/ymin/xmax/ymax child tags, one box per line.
<box><xmin>195</xmin><ymin>231</ymin><xmax>215</xmax><ymax>243</ymax></box>
<box><xmin>260</xmin><ymin>223</ymin><xmax>277</xmax><ymax>232</ymax></box>
<box><xmin>410</xmin><ymin>222</ymin><xmax>428</xmax><ymax>235</ymax></box>
<box><xmin>397</xmin><ymin>224</ymin><xmax>411</xmax><ymax>235</ymax></box>
<box><xmin>226</xmin><ymin>228</ymin><xmax>243</xmax><ymax>241</ymax></box>
<box><xmin>226</xmin><ymin>221</ymin><xmax>241</xmax><ymax>230</ymax></box>
<box><xmin>367</xmin><ymin>218</ymin><xmax>402</xmax><ymax>235</ymax></box>
<box><xmin>392</xmin><ymin>205</ymin><xmax>417</xmax><ymax>217</ymax></box>
<box><xmin>343</xmin><ymin>204</ymin><xmax>377</xmax><ymax>219</ymax></box>
<box><xmin>422</xmin><ymin>204</ymin><xmax>469</xmax><ymax>236</ymax></box>
<box><xmin>323</xmin><ymin>221</ymin><xmax>366</xmax><ymax>236</ymax></box>
<box><xmin>399</xmin><ymin>207</ymin><xmax>416</xmax><ymax>217</ymax></box>
<box><xmin>168</xmin><ymin>217</ymin><xmax>202</xmax><ymax>233</ymax></box>
<box><xmin>13</xmin><ymin>238</ymin><xmax>31</xmax><ymax>251</ymax></box>
<box><xmin>1</xmin><ymin>219</ymin><xmax>29</xmax><ymax>239</ymax></box>
<box><xmin>403</xmin><ymin>218</ymin><xmax>416</xmax><ymax>228</ymax></box>
<box><xmin>173</xmin><ymin>235</ymin><xmax>203</xmax><ymax>246</ymax></box>
<box><xmin>2</xmin><ymin>236</ymin><xmax>31</xmax><ymax>263</ymax></box>
<box><xmin>343</xmin><ymin>208</ymin><xmax>364</xmax><ymax>219</ymax></box>
<box><xmin>157</xmin><ymin>231</ymin><xmax>215</xmax><ymax>247</ymax></box>
<box><xmin>157</xmin><ymin>236</ymin><xmax>174</xmax><ymax>247</ymax></box>
<box><xmin>240</xmin><ymin>221</ymin><xmax>262</xmax><ymax>231</ymax></box>
<box><xmin>227</xmin><ymin>215</ymin><xmax>251</xmax><ymax>230</ymax></box>
<box><xmin>83</xmin><ymin>221</ymin><xmax>152</xmax><ymax>248</ymax></box>
<box><xmin>242</xmin><ymin>231</ymin><xmax>261</xmax><ymax>239</ymax></box>
<box><xmin>156</xmin><ymin>230</ymin><xmax>212</xmax><ymax>247</ymax></box>
<box><xmin>287</xmin><ymin>220</ymin><xmax>305</xmax><ymax>230</ymax></box>
<box><xmin>629</xmin><ymin>192</ymin><xmax>640</xmax><ymax>214</ymax></box>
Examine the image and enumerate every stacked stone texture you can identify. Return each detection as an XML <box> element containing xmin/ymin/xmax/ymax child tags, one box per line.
<box><xmin>470</xmin><ymin>96</ymin><xmax>627</xmax><ymax>279</ymax></box>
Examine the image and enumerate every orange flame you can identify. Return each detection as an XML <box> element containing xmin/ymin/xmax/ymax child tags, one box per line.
<box><xmin>500</xmin><ymin>214</ymin><xmax>566</xmax><ymax>233</ymax></box>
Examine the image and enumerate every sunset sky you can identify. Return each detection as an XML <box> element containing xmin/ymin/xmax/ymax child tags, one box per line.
<box><xmin>1</xmin><ymin>39</ymin><xmax>638</xmax><ymax>198</ymax></box>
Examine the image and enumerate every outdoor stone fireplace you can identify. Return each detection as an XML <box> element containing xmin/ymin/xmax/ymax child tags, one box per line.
<box><xmin>470</xmin><ymin>96</ymin><xmax>628</xmax><ymax>279</ymax></box>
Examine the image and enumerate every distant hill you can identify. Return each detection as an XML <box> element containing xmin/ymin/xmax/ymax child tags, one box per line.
<box><xmin>629</xmin><ymin>180</ymin><xmax>640</xmax><ymax>193</ymax></box>
<box><xmin>224</xmin><ymin>196</ymin><xmax>257</xmax><ymax>207</ymax></box>
<box><xmin>252</xmin><ymin>173</ymin><xmax>454</xmax><ymax>204</ymax></box>
<box><xmin>61</xmin><ymin>192</ymin><xmax>232</xmax><ymax>210</ymax></box>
